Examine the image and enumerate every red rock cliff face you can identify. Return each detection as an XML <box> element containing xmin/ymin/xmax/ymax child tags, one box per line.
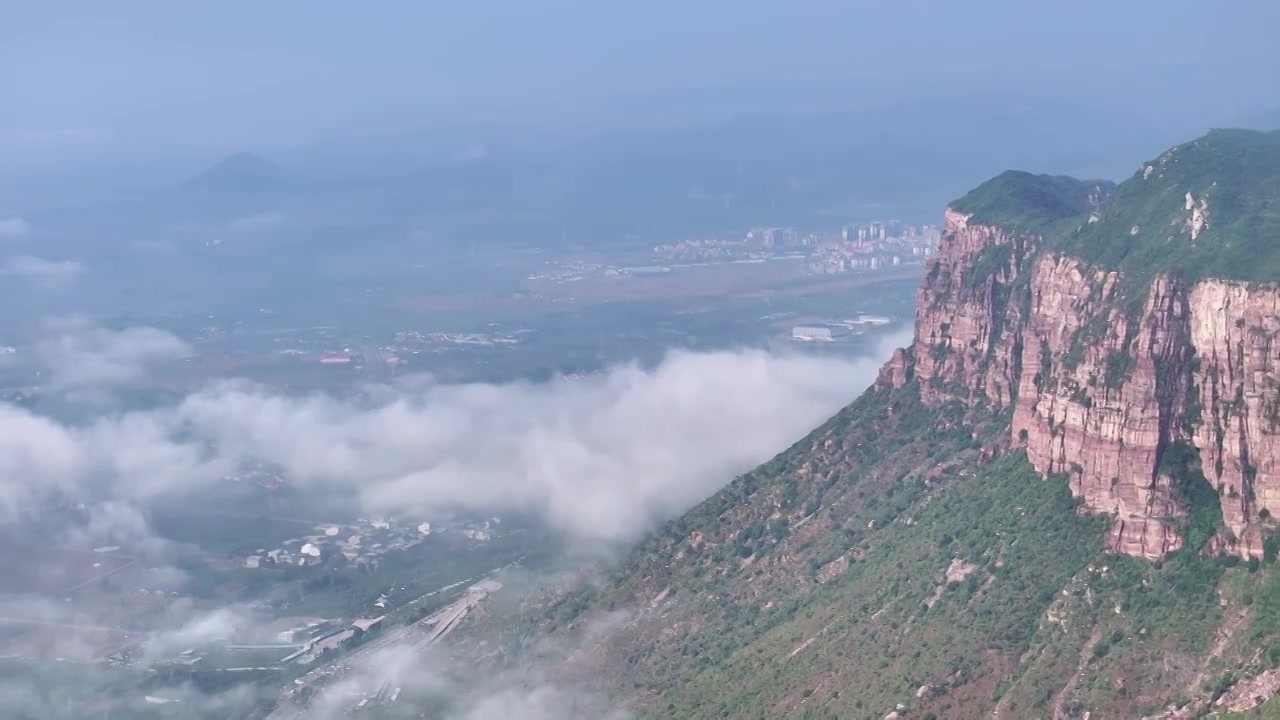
<box><xmin>890</xmin><ymin>210</ymin><xmax>1280</xmax><ymax>559</ymax></box>
<box><xmin>1187</xmin><ymin>282</ymin><xmax>1280</xmax><ymax>557</ymax></box>
<box><xmin>898</xmin><ymin>208</ymin><xmax>1033</xmax><ymax>408</ymax></box>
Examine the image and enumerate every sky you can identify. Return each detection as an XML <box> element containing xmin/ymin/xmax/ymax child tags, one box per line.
<box><xmin>3</xmin><ymin>0</ymin><xmax>1278</xmax><ymax>174</ymax></box>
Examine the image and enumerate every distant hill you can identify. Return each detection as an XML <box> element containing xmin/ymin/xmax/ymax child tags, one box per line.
<box><xmin>147</xmin><ymin>95</ymin><xmax>1221</xmax><ymax>240</ymax></box>
<box><xmin>18</xmin><ymin>95</ymin><xmax>1263</xmax><ymax>319</ymax></box>
<box><xmin>180</xmin><ymin>151</ymin><xmax>289</xmax><ymax>196</ymax></box>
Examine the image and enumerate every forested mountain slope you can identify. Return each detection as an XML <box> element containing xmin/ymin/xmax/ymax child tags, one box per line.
<box><xmin>506</xmin><ymin>130</ymin><xmax>1280</xmax><ymax>720</ymax></box>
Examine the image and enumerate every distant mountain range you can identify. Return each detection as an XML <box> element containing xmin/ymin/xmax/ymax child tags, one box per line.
<box><xmin>8</xmin><ymin>93</ymin><xmax>1271</xmax><ymax>316</ymax></box>
<box><xmin>145</xmin><ymin>94</ymin><xmax>1233</xmax><ymax>243</ymax></box>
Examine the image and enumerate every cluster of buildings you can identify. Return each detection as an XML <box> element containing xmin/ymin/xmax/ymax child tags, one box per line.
<box><xmin>138</xmin><ymin>614</ymin><xmax>388</xmax><ymax>680</ymax></box>
<box><xmin>649</xmin><ymin>220</ymin><xmax>939</xmax><ymax>271</ymax></box>
<box><xmin>462</xmin><ymin>521</ymin><xmax>495</xmax><ymax>542</ymax></box>
<box><xmin>243</xmin><ymin>518</ymin><xmax>434</xmax><ymax>570</ymax></box>
<box><xmin>243</xmin><ymin>516</ymin><xmax>502</xmax><ymax>571</ymax></box>
<box><xmin>288</xmin><ymin>615</ymin><xmax>387</xmax><ymax>665</ymax></box>
<box><xmin>526</xmin><ymin>260</ymin><xmax>611</xmax><ymax>283</ymax></box>
<box><xmin>308</xmin><ymin>347</ymin><xmax>404</xmax><ymax>367</ymax></box>
<box><xmin>650</xmin><ymin>236</ymin><xmax>781</xmax><ymax>262</ymax></box>
<box><xmin>792</xmin><ymin>315</ymin><xmax>893</xmax><ymax>343</ymax></box>
<box><xmin>284</xmin><ymin>329</ymin><xmax>531</xmax><ymax>370</ymax></box>
<box><xmin>392</xmin><ymin>329</ymin><xmax>526</xmax><ymax>350</ymax></box>
<box><xmin>524</xmin><ymin>259</ymin><xmax>685</xmax><ymax>291</ymax></box>
<box><xmin>806</xmin><ymin>222</ymin><xmax>939</xmax><ymax>274</ymax></box>
<box><xmin>326</xmin><ymin>680</ymin><xmax>404</xmax><ymax>713</ymax></box>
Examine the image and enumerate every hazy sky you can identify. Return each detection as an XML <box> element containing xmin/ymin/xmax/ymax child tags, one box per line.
<box><xmin>2</xmin><ymin>1</ymin><xmax>1278</xmax><ymax>171</ymax></box>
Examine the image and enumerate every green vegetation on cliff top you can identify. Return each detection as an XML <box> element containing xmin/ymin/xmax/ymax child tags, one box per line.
<box><xmin>957</xmin><ymin>128</ymin><xmax>1280</xmax><ymax>286</ymax></box>
<box><xmin>951</xmin><ymin>171</ymin><xmax>1113</xmax><ymax>232</ymax></box>
<box><xmin>1066</xmin><ymin>128</ymin><xmax>1280</xmax><ymax>285</ymax></box>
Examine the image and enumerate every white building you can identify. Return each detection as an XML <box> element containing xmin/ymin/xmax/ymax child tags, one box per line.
<box><xmin>469</xmin><ymin>579</ymin><xmax>503</xmax><ymax>595</ymax></box>
<box><xmin>352</xmin><ymin>616</ymin><xmax>385</xmax><ymax>632</ymax></box>
<box><xmin>792</xmin><ymin>326</ymin><xmax>834</xmax><ymax>341</ymax></box>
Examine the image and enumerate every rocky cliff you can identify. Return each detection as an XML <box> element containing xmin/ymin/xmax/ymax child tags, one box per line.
<box><xmin>889</xmin><ymin>129</ymin><xmax>1280</xmax><ymax>559</ymax></box>
<box><xmin>502</xmin><ymin>129</ymin><xmax>1280</xmax><ymax>720</ymax></box>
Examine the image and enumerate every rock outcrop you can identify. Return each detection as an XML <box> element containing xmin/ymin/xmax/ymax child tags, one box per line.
<box><xmin>889</xmin><ymin>160</ymin><xmax>1280</xmax><ymax>559</ymax></box>
<box><xmin>1187</xmin><ymin>280</ymin><xmax>1280</xmax><ymax>556</ymax></box>
<box><xmin>542</xmin><ymin>130</ymin><xmax>1280</xmax><ymax>720</ymax></box>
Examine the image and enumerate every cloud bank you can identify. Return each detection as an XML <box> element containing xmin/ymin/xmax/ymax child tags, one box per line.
<box><xmin>35</xmin><ymin>318</ymin><xmax>191</xmax><ymax>392</ymax></box>
<box><xmin>293</xmin><ymin>605</ymin><xmax>631</xmax><ymax>720</ymax></box>
<box><xmin>0</xmin><ymin>217</ymin><xmax>31</xmax><ymax>238</ymax></box>
<box><xmin>2</xmin><ymin>330</ymin><xmax>906</xmax><ymax>545</ymax></box>
<box><xmin>2</xmin><ymin>255</ymin><xmax>84</xmax><ymax>288</ymax></box>
<box><xmin>0</xmin><ymin>328</ymin><xmax>909</xmax><ymax>717</ymax></box>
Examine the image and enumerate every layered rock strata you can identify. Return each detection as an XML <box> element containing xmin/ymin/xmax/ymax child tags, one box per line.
<box><xmin>890</xmin><ymin>209</ymin><xmax>1280</xmax><ymax>558</ymax></box>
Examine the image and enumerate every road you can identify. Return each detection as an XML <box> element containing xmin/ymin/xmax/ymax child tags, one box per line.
<box><xmin>62</xmin><ymin>557</ymin><xmax>142</xmax><ymax>594</ymax></box>
<box><xmin>356</xmin><ymin>343</ymin><xmax>393</xmax><ymax>384</ymax></box>
<box><xmin>266</xmin><ymin>561</ymin><xmax>519</xmax><ymax>718</ymax></box>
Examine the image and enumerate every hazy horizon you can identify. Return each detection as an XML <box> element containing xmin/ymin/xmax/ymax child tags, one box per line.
<box><xmin>3</xmin><ymin>1</ymin><xmax>1278</xmax><ymax>192</ymax></box>
<box><xmin>4</xmin><ymin>4</ymin><xmax>1280</xmax><ymax>717</ymax></box>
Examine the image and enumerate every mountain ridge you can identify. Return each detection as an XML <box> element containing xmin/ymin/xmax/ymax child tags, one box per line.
<box><xmin>495</xmin><ymin>128</ymin><xmax>1280</xmax><ymax>719</ymax></box>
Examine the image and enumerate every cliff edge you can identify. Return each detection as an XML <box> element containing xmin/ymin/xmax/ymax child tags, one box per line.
<box><xmin>889</xmin><ymin>129</ymin><xmax>1280</xmax><ymax>560</ymax></box>
<box><xmin>478</xmin><ymin>130</ymin><xmax>1280</xmax><ymax>720</ymax></box>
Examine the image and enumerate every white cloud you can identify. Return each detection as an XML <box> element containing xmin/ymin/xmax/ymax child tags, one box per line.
<box><xmin>297</xmin><ymin>609</ymin><xmax>628</xmax><ymax>720</ymax></box>
<box><xmin>457</xmin><ymin>685</ymin><xmax>631</xmax><ymax>720</ymax></box>
<box><xmin>0</xmin><ymin>333</ymin><xmax>908</xmax><ymax>715</ymax></box>
<box><xmin>0</xmin><ymin>330</ymin><xmax>908</xmax><ymax>546</ymax></box>
<box><xmin>0</xmin><ymin>217</ymin><xmax>30</xmax><ymax>238</ymax></box>
<box><xmin>141</xmin><ymin>605</ymin><xmax>250</xmax><ymax>659</ymax></box>
<box><xmin>0</xmin><ymin>404</ymin><xmax>88</xmax><ymax>518</ymax></box>
<box><xmin>0</xmin><ymin>402</ymin><xmax>225</xmax><ymax>520</ymax></box>
<box><xmin>172</xmin><ymin>334</ymin><xmax>905</xmax><ymax>544</ymax></box>
<box><xmin>307</xmin><ymin>643</ymin><xmax>453</xmax><ymax>719</ymax></box>
<box><xmin>1</xmin><ymin>255</ymin><xmax>82</xmax><ymax>287</ymax></box>
<box><xmin>35</xmin><ymin>318</ymin><xmax>191</xmax><ymax>391</ymax></box>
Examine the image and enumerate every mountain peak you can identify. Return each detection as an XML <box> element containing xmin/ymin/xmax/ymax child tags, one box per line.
<box><xmin>951</xmin><ymin>171</ymin><xmax>1113</xmax><ymax>231</ymax></box>
<box><xmin>182</xmin><ymin>151</ymin><xmax>288</xmax><ymax>194</ymax></box>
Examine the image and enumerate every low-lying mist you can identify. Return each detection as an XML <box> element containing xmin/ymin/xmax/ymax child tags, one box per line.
<box><xmin>3</xmin><ymin>325</ymin><xmax>909</xmax><ymax>548</ymax></box>
<box><xmin>0</xmin><ymin>323</ymin><xmax>910</xmax><ymax>718</ymax></box>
